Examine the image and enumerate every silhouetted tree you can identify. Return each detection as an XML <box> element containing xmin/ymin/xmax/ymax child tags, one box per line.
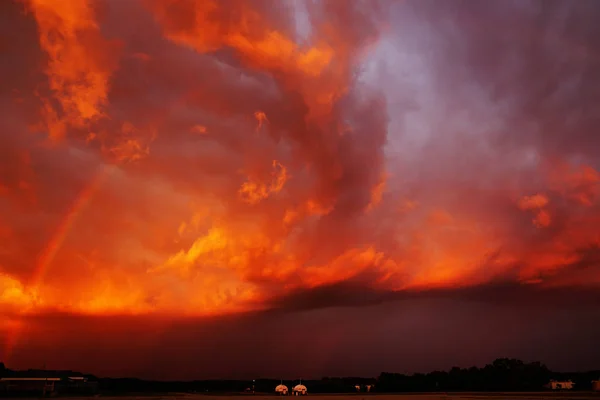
<box><xmin>377</xmin><ymin>359</ymin><xmax>558</xmax><ymax>392</ymax></box>
<box><xmin>1</xmin><ymin>358</ymin><xmax>598</xmax><ymax>395</ymax></box>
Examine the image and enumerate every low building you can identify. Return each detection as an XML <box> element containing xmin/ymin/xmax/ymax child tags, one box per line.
<box><xmin>292</xmin><ymin>384</ymin><xmax>307</xmax><ymax>396</ymax></box>
<box><xmin>276</xmin><ymin>384</ymin><xmax>289</xmax><ymax>395</ymax></box>
<box><xmin>0</xmin><ymin>377</ymin><xmax>61</xmax><ymax>396</ymax></box>
<box><xmin>62</xmin><ymin>376</ymin><xmax>98</xmax><ymax>394</ymax></box>
<box><xmin>0</xmin><ymin>376</ymin><xmax>98</xmax><ymax>396</ymax></box>
<box><xmin>355</xmin><ymin>384</ymin><xmax>374</xmax><ymax>392</ymax></box>
<box><xmin>546</xmin><ymin>380</ymin><xmax>575</xmax><ymax>390</ymax></box>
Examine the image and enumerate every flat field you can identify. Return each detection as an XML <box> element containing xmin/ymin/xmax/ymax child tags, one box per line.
<box><xmin>45</xmin><ymin>393</ymin><xmax>600</xmax><ymax>400</ymax></box>
<box><xmin>175</xmin><ymin>393</ymin><xmax>600</xmax><ymax>400</ymax></box>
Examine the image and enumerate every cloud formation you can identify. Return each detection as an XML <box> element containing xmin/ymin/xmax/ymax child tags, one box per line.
<box><xmin>1</xmin><ymin>0</ymin><xmax>600</xmax><ymax>373</ymax></box>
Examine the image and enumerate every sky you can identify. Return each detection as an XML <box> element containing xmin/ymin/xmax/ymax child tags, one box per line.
<box><xmin>1</xmin><ymin>0</ymin><xmax>600</xmax><ymax>380</ymax></box>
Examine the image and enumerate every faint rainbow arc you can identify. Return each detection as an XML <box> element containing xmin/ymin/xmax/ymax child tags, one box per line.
<box><xmin>30</xmin><ymin>166</ymin><xmax>111</xmax><ymax>289</ymax></box>
<box><xmin>3</xmin><ymin>166</ymin><xmax>111</xmax><ymax>363</ymax></box>
<box><xmin>4</xmin><ymin>90</ymin><xmax>197</xmax><ymax>362</ymax></box>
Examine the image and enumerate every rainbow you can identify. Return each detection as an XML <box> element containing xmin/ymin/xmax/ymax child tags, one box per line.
<box><xmin>2</xmin><ymin>90</ymin><xmax>193</xmax><ymax>363</ymax></box>
<box><xmin>2</xmin><ymin>166</ymin><xmax>111</xmax><ymax>363</ymax></box>
<box><xmin>30</xmin><ymin>166</ymin><xmax>111</xmax><ymax>288</ymax></box>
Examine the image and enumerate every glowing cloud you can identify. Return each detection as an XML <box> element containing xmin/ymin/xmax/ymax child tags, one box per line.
<box><xmin>0</xmin><ymin>0</ymin><xmax>599</xmax><ymax>325</ymax></box>
<box><xmin>27</xmin><ymin>0</ymin><xmax>120</xmax><ymax>141</ymax></box>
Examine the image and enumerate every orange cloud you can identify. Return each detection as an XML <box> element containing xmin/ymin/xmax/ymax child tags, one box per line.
<box><xmin>366</xmin><ymin>172</ymin><xmax>387</xmax><ymax>211</ymax></box>
<box><xmin>148</xmin><ymin>0</ymin><xmax>333</xmax><ymax>77</ymax></box>
<box><xmin>27</xmin><ymin>0</ymin><xmax>120</xmax><ymax>141</ymax></box>
<box><xmin>254</xmin><ymin>111</ymin><xmax>269</xmax><ymax>132</ymax></box>
<box><xmin>102</xmin><ymin>122</ymin><xmax>155</xmax><ymax>163</ymax></box>
<box><xmin>518</xmin><ymin>194</ymin><xmax>549</xmax><ymax>210</ymax></box>
<box><xmin>239</xmin><ymin>160</ymin><xmax>289</xmax><ymax>205</ymax></box>
<box><xmin>0</xmin><ymin>273</ymin><xmax>38</xmax><ymax>313</ymax></box>
<box><xmin>518</xmin><ymin>194</ymin><xmax>552</xmax><ymax>228</ymax></box>
<box><xmin>548</xmin><ymin>163</ymin><xmax>600</xmax><ymax>206</ymax></box>
<box><xmin>191</xmin><ymin>125</ymin><xmax>208</xmax><ymax>135</ymax></box>
<box><xmin>0</xmin><ymin>0</ymin><xmax>599</xmax><ymax>332</ymax></box>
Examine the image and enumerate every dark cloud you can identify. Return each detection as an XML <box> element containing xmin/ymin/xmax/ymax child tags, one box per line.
<box><xmin>5</xmin><ymin>295</ymin><xmax>600</xmax><ymax>380</ymax></box>
<box><xmin>268</xmin><ymin>280</ymin><xmax>600</xmax><ymax>312</ymax></box>
<box><xmin>393</xmin><ymin>0</ymin><xmax>600</xmax><ymax>160</ymax></box>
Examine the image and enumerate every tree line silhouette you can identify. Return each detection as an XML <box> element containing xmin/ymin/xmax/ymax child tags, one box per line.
<box><xmin>1</xmin><ymin>359</ymin><xmax>599</xmax><ymax>394</ymax></box>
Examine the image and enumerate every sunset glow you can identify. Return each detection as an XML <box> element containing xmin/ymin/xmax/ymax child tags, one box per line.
<box><xmin>1</xmin><ymin>0</ymin><xmax>599</xmax><ymax>377</ymax></box>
